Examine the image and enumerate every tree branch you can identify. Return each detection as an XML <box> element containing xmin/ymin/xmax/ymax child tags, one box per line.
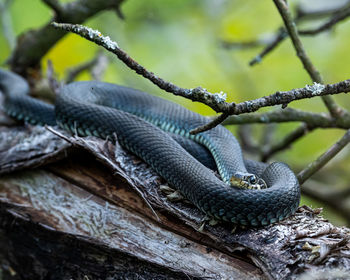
<box><xmin>301</xmin><ymin>179</ymin><xmax>350</xmax><ymax>226</ymax></box>
<box><xmin>261</xmin><ymin>123</ymin><xmax>313</xmax><ymax>162</ymax></box>
<box><xmin>295</xmin><ymin>1</ymin><xmax>350</xmax><ymax>19</ymax></box>
<box><xmin>51</xmin><ymin>22</ymin><xmax>233</xmax><ymax>115</ymax></box>
<box><xmin>249</xmin><ymin>28</ymin><xmax>287</xmax><ymax>66</ymax></box>
<box><xmin>260</xmin><ymin>123</ymin><xmax>277</xmax><ymax>155</ymax></box>
<box><xmin>189</xmin><ymin>113</ymin><xmax>230</xmax><ymax>135</ymax></box>
<box><xmin>91</xmin><ymin>54</ymin><xmax>109</xmax><ymax>81</ymax></box>
<box><xmin>297</xmin><ymin>129</ymin><xmax>350</xmax><ymax>184</ymax></box>
<box><xmin>52</xmin><ymin>22</ymin><xmax>350</xmax><ymax>134</ymax></box>
<box><xmin>302</xmin><ymin>179</ymin><xmax>350</xmax><ymax>225</ymax></box>
<box><xmin>237</xmin><ymin>125</ymin><xmax>260</xmax><ymax>154</ymax></box>
<box><xmin>65</xmin><ymin>51</ymin><xmax>108</xmax><ymax>83</ymax></box>
<box><xmin>221</xmin><ymin>38</ymin><xmax>266</xmax><ymax>50</ymax></box>
<box><xmin>266</xmin><ymin>0</ymin><xmax>349</xmax><ymax>162</ymax></box>
<box><xmin>50</xmin><ymin>21</ymin><xmax>350</xmax><ymax>137</ymax></box>
<box><xmin>233</xmin><ymin>80</ymin><xmax>350</xmax><ymax>115</ymax></box>
<box><xmin>222</xmin><ymin>107</ymin><xmax>350</xmax><ymax>132</ymax></box>
<box><xmin>249</xmin><ymin>2</ymin><xmax>350</xmax><ymax>66</ymax></box>
<box><xmin>222</xmin><ymin>108</ymin><xmax>339</xmax><ymax>128</ymax></box>
<box><xmin>273</xmin><ymin>0</ymin><xmax>341</xmax><ymax>118</ymax></box>
<box><xmin>8</xmin><ymin>0</ymin><xmax>125</xmax><ymax>76</ymax></box>
<box><xmin>299</xmin><ymin>4</ymin><xmax>350</xmax><ymax>36</ymax></box>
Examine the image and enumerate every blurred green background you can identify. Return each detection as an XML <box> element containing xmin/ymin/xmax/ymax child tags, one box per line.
<box><xmin>1</xmin><ymin>0</ymin><xmax>350</xmax><ymax>225</ymax></box>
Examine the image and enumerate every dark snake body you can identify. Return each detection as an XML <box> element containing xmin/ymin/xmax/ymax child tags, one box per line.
<box><xmin>0</xmin><ymin>69</ymin><xmax>300</xmax><ymax>226</ymax></box>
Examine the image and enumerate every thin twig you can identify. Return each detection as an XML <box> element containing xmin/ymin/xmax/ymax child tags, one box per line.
<box><xmin>272</xmin><ymin>0</ymin><xmax>347</xmax><ymax>164</ymax></box>
<box><xmin>221</xmin><ymin>39</ymin><xmax>264</xmax><ymax>50</ymax></box>
<box><xmin>273</xmin><ymin>0</ymin><xmax>341</xmax><ymax>118</ymax></box>
<box><xmin>249</xmin><ymin>28</ymin><xmax>287</xmax><ymax>66</ymax></box>
<box><xmin>261</xmin><ymin>123</ymin><xmax>313</xmax><ymax>162</ymax></box>
<box><xmin>260</xmin><ymin>123</ymin><xmax>277</xmax><ymax>153</ymax></box>
<box><xmin>273</xmin><ymin>0</ymin><xmax>322</xmax><ymax>82</ymax></box>
<box><xmin>299</xmin><ymin>5</ymin><xmax>350</xmax><ymax>36</ymax></box>
<box><xmin>189</xmin><ymin>113</ymin><xmax>230</xmax><ymax>135</ymax></box>
<box><xmin>297</xmin><ymin>129</ymin><xmax>350</xmax><ymax>184</ymax></box>
<box><xmin>233</xmin><ymin>80</ymin><xmax>350</xmax><ymax>115</ymax></box>
<box><xmin>66</xmin><ymin>58</ymin><xmax>98</xmax><ymax>83</ymax></box>
<box><xmin>91</xmin><ymin>54</ymin><xmax>109</xmax><ymax>81</ymax></box>
<box><xmin>249</xmin><ymin>2</ymin><xmax>350</xmax><ymax>66</ymax></box>
<box><xmin>65</xmin><ymin>52</ymin><xmax>107</xmax><ymax>83</ymax></box>
<box><xmin>295</xmin><ymin>1</ymin><xmax>350</xmax><ymax>20</ymax></box>
<box><xmin>222</xmin><ymin>108</ymin><xmax>347</xmax><ymax>129</ymax></box>
<box><xmin>302</xmin><ymin>179</ymin><xmax>350</xmax><ymax>225</ymax></box>
<box><xmin>237</xmin><ymin>125</ymin><xmax>259</xmax><ymax>154</ymax></box>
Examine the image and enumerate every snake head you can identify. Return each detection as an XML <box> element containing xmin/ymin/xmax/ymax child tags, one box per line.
<box><xmin>230</xmin><ymin>172</ymin><xmax>267</xmax><ymax>190</ymax></box>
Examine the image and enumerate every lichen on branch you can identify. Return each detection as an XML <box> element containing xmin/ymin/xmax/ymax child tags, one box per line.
<box><xmin>52</xmin><ymin>22</ymin><xmax>350</xmax><ymax>133</ymax></box>
<box><xmin>51</xmin><ymin>22</ymin><xmax>232</xmax><ymax>114</ymax></box>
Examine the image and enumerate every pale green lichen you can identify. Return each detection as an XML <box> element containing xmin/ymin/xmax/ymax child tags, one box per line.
<box><xmin>53</xmin><ymin>22</ymin><xmax>119</xmax><ymax>50</ymax></box>
<box><xmin>305</xmin><ymin>82</ymin><xmax>325</xmax><ymax>95</ymax></box>
<box><xmin>213</xmin><ymin>91</ymin><xmax>227</xmax><ymax>103</ymax></box>
<box><xmin>190</xmin><ymin>87</ymin><xmax>227</xmax><ymax>103</ymax></box>
<box><xmin>81</xmin><ymin>25</ymin><xmax>118</xmax><ymax>50</ymax></box>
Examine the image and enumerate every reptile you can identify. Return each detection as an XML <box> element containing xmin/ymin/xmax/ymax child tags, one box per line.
<box><xmin>0</xmin><ymin>69</ymin><xmax>300</xmax><ymax>226</ymax></box>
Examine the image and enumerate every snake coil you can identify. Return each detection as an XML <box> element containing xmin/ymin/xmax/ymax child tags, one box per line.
<box><xmin>0</xmin><ymin>69</ymin><xmax>300</xmax><ymax>226</ymax></box>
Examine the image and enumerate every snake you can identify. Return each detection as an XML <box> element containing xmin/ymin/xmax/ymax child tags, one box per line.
<box><xmin>0</xmin><ymin>69</ymin><xmax>300</xmax><ymax>227</ymax></box>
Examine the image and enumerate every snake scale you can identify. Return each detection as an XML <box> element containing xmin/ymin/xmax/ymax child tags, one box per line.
<box><xmin>0</xmin><ymin>69</ymin><xmax>300</xmax><ymax>227</ymax></box>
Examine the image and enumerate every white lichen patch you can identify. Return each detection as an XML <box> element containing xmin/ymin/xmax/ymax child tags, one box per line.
<box><xmin>102</xmin><ymin>35</ymin><xmax>119</xmax><ymax>50</ymax></box>
<box><xmin>305</xmin><ymin>82</ymin><xmax>325</xmax><ymax>95</ymax></box>
<box><xmin>86</xmin><ymin>26</ymin><xmax>118</xmax><ymax>50</ymax></box>
<box><xmin>213</xmin><ymin>91</ymin><xmax>227</xmax><ymax>103</ymax></box>
<box><xmin>85</xmin><ymin>26</ymin><xmax>100</xmax><ymax>39</ymax></box>
<box><xmin>190</xmin><ymin>87</ymin><xmax>227</xmax><ymax>103</ymax></box>
<box><xmin>69</xmin><ymin>24</ymin><xmax>119</xmax><ymax>50</ymax></box>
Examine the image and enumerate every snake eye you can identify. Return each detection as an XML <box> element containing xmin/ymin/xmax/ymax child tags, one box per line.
<box><xmin>248</xmin><ymin>175</ymin><xmax>257</xmax><ymax>184</ymax></box>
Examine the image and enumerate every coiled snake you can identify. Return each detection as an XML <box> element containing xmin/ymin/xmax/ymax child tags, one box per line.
<box><xmin>0</xmin><ymin>69</ymin><xmax>300</xmax><ymax>226</ymax></box>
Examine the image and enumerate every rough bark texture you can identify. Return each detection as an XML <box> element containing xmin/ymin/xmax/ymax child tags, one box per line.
<box><xmin>0</xmin><ymin>101</ymin><xmax>350</xmax><ymax>279</ymax></box>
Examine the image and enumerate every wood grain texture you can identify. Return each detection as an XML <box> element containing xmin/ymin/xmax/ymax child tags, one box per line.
<box><xmin>0</xmin><ymin>169</ymin><xmax>262</xmax><ymax>280</ymax></box>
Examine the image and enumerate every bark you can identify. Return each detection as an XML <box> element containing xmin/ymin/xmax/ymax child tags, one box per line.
<box><xmin>0</xmin><ymin>103</ymin><xmax>349</xmax><ymax>280</ymax></box>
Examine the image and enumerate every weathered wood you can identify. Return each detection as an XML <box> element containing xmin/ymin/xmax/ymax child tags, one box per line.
<box><xmin>0</xmin><ymin>95</ymin><xmax>71</xmax><ymax>175</ymax></box>
<box><xmin>0</xmin><ymin>169</ymin><xmax>263</xmax><ymax>280</ymax></box>
<box><xmin>0</xmin><ymin>125</ymin><xmax>71</xmax><ymax>174</ymax></box>
<box><xmin>0</xmin><ymin>104</ymin><xmax>350</xmax><ymax>279</ymax></box>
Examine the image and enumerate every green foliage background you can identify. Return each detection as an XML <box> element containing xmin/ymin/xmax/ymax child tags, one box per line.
<box><xmin>1</xmin><ymin>0</ymin><xmax>349</xmax><ymax>225</ymax></box>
